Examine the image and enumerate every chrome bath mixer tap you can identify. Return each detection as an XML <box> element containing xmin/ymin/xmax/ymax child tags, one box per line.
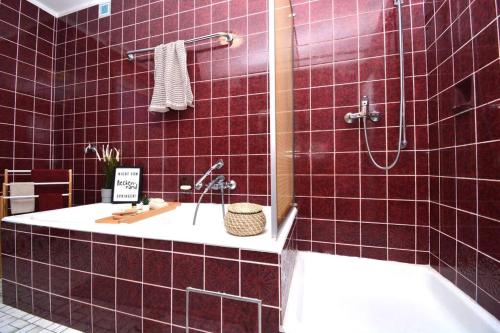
<box><xmin>192</xmin><ymin>160</ymin><xmax>236</xmax><ymax>226</ymax></box>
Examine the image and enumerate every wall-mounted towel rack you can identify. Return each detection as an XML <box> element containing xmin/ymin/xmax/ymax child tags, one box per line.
<box><xmin>126</xmin><ymin>32</ymin><xmax>234</xmax><ymax>60</ymax></box>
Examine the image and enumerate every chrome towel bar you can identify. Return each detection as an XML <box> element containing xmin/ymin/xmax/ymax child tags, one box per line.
<box><xmin>126</xmin><ymin>32</ymin><xmax>233</xmax><ymax>60</ymax></box>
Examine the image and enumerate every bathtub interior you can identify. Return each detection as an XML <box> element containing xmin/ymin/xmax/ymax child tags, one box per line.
<box><xmin>283</xmin><ymin>251</ymin><xmax>500</xmax><ymax>333</ymax></box>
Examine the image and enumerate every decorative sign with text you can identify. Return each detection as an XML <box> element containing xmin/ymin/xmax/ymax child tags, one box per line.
<box><xmin>112</xmin><ymin>167</ymin><xmax>142</xmax><ymax>203</ymax></box>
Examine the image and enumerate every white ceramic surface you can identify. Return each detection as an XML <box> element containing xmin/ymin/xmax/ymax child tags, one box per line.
<box><xmin>2</xmin><ymin>203</ymin><xmax>297</xmax><ymax>253</ymax></box>
<box><xmin>283</xmin><ymin>251</ymin><xmax>500</xmax><ymax>333</ymax></box>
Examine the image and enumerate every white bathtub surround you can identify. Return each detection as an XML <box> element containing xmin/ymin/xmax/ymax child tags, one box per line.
<box><xmin>3</xmin><ymin>203</ymin><xmax>297</xmax><ymax>253</ymax></box>
<box><xmin>284</xmin><ymin>252</ymin><xmax>500</xmax><ymax>333</ymax></box>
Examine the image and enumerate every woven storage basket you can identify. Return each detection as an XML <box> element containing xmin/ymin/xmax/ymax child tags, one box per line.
<box><xmin>224</xmin><ymin>203</ymin><xmax>266</xmax><ymax>236</ymax></box>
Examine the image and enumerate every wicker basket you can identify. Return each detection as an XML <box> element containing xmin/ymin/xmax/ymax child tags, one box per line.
<box><xmin>224</xmin><ymin>203</ymin><xmax>266</xmax><ymax>236</ymax></box>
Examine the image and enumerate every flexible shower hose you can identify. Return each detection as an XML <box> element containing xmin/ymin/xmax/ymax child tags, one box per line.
<box><xmin>363</xmin><ymin>0</ymin><xmax>407</xmax><ymax>170</ymax></box>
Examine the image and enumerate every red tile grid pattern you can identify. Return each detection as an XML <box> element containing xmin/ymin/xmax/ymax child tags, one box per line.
<box><xmin>292</xmin><ymin>0</ymin><xmax>430</xmax><ymax>264</ymax></box>
<box><xmin>1</xmin><ymin>220</ymin><xmax>288</xmax><ymax>332</ymax></box>
<box><xmin>51</xmin><ymin>0</ymin><xmax>271</xmax><ymax>206</ymax></box>
<box><xmin>0</xmin><ymin>0</ymin><xmax>56</xmax><ymax>171</ymax></box>
<box><xmin>425</xmin><ymin>0</ymin><xmax>500</xmax><ymax>319</ymax></box>
<box><xmin>1</xmin><ymin>0</ymin><xmax>499</xmax><ymax>323</ymax></box>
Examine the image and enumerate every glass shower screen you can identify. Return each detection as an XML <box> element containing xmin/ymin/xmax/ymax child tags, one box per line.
<box><xmin>270</xmin><ymin>0</ymin><xmax>295</xmax><ymax>238</ymax></box>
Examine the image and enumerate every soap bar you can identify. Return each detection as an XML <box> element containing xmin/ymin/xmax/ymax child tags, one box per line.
<box><xmin>149</xmin><ymin>198</ymin><xmax>167</xmax><ymax>210</ymax></box>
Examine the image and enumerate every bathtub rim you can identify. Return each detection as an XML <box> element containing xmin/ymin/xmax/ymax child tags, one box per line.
<box><xmin>2</xmin><ymin>203</ymin><xmax>298</xmax><ymax>254</ymax></box>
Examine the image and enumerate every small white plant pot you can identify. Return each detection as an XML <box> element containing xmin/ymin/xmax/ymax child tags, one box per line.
<box><xmin>101</xmin><ymin>188</ymin><xmax>112</xmax><ymax>203</ymax></box>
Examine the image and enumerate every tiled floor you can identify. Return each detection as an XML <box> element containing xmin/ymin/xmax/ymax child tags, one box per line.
<box><xmin>0</xmin><ymin>282</ymin><xmax>81</xmax><ymax>333</ymax></box>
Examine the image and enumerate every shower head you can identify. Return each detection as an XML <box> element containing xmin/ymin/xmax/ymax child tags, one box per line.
<box><xmin>194</xmin><ymin>159</ymin><xmax>225</xmax><ymax>190</ymax></box>
<box><xmin>213</xmin><ymin>159</ymin><xmax>224</xmax><ymax>170</ymax></box>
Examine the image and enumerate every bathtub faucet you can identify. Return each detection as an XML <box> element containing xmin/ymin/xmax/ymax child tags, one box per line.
<box><xmin>192</xmin><ymin>162</ymin><xmax>237</xmax><ymax>226</ymax></box>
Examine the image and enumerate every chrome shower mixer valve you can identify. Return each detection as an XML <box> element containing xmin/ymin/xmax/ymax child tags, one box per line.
<box><xmin>344</xmin><ymin>96</ymin><xmax>381</xmax><ymax>124</ymax></box>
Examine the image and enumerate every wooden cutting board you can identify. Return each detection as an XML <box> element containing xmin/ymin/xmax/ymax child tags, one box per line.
<box><xmin>96</xmin><ymin>202</ymin><xmax>180</xmax><ymax>224</ymax></box>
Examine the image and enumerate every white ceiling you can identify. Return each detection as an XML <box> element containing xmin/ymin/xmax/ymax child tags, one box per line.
<box><xmin>27</xmin><ymin>0</ymin><xmax>108</xmax><ymax>18</ymax></box>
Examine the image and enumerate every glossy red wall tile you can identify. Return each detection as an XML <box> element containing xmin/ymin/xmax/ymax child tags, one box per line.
<box><xmin>426</xmin><ymin>0</ymin><xmax>500</xmax><ymax>319</ymax></box>
<box><xmin>1</xmin><ymin>0</ymin><xmax>499</xmax><ymax>322</ymax></box>
<box><xmin>292</xmin><ymin>0</ymin><xmax>430</xmax><ymax>264</ymax></box>
<box><xmin>0</xmin><ymin>0</ymin><xmax>56</xmax><ymax>171</ymax></box>
<box><xmin>51</xmin><ymin>0</ymin><xmax>270</xmax><ymax>206</ymax></box>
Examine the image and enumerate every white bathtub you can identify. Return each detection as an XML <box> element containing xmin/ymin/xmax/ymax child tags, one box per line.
<box><xmin>3</xmin><ymin>203</ymin><xmax>297</xmax><ymax>253</ymax></box>
<box><xmin>283</xmin><ymin>252</ymin><xmax>500</xmax><ymax>333</ymax></box>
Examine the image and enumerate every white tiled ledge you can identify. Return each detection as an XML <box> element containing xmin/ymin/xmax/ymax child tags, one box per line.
<box><xmin>3</xmin><ymin>203</ymin><xmax>297</xmax><ymax>254</ymax></box>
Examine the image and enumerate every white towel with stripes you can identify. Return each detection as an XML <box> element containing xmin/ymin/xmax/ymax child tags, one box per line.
<box><xmin>149</xmin><ymin>41</ymin><xmax>194</xmax><ymax>112</ymax></box>
<box><xmin>9</xmin><ymin>182</ymin><xmax>35</xmax><ymax>215</ymax></box>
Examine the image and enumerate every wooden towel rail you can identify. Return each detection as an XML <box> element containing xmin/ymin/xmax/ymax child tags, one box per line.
<box><xmin>0</xmin><ymin>169</ymin><xmax>73</xmax><ymax>219</ymax></box>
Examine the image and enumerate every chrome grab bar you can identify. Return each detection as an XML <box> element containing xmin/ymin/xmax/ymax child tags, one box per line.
<box><xmin>126</xmin><ymin>32</ymin><xmax>234</xmax><ymax>60</ymax></box>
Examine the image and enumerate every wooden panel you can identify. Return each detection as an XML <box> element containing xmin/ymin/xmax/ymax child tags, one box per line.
<box><xmin>274</xmin><ymin>0</ymin><xmax>294</xmax><ymax>226</ymax></box>
<box><xmin>96</xmin><ymin>203</ymin><xmax>180</xmax><ymax>224</ymax></box>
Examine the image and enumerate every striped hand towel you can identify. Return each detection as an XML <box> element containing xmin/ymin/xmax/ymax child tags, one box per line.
<box><xmin>9</xmin><ymin>182</ymin><xmax>35</xmax><ymax>214</ymax></box>
<box><xmin>149</xmin><ymin>41</ymin><xmax>194</xmax><ymax>112</ymax></box>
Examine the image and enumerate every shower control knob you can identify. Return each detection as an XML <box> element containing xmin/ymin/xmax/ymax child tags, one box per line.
<box><xmin>344</xmin><ymin>113</ymin><xmax>355</xmax><ymax>124</ymax></box>
<box><xmin>227</xmin><ymin>180</ymin><xmax>237</xmax><ymax>190</ymax></box>
<box><xmin>368</xmin><ymin>110</ymin><xmax>381</xmax><ymax>122</ymax></box>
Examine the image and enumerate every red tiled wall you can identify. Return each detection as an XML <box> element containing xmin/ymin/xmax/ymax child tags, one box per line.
<box><xmin>51</xmin><ymin>0</ymin><xmax>271</xmax><ymax>205</ymax></box>
<box><xmin>292</xmin><ymin>0</ymin><xmax>430</xmax><ymax>263</ymax></box>
<box><xmin>0</xmin><ymin>0</ymin><xmax>56</xmax><ymax>171</ymax></box>
<box><xmin>425</xmin><ymin>0</ymin><xmax>500</xmax><ymax>318</ymax></box>
<box><xmin>1</xmin><ymin>221</ymin><xmax>283</xmax><ymax>332</ymax></box>
<box><xmin>1</xmin><ymin>0</ymin><xmax>499</xmax><ymax>321</ymax></box>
